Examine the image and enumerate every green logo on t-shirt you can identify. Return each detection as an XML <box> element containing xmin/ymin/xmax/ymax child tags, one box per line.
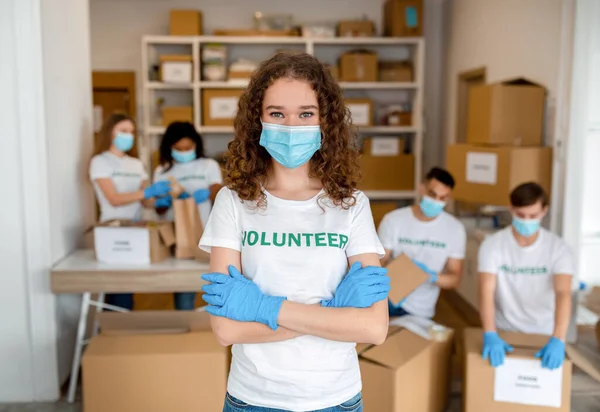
<box><xmin>112</xmin><ymin>172</ymin><xmax>141</xmax><ymax>178</ymax></box>
<box><xmin>178</xmin><ymin>175</ymin><xmax>206</xmax><ymax>182</ymax></box>
<box><xmin>242</xmin><ymin>231</ymin><xmax>349</xmax><ymax>249</ymax></box>
<box><xmin>398</xmin><ymin>237</ymin><xmax>446</xmax><ymax>249</ymax></box>
<box><xmin>500</xmin><ymin>265</ymin><xmax>548</xmax><ymax>275</ymax></box>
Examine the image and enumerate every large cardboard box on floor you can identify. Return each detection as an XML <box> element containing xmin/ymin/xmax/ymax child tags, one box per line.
<box><xmin>93</xmin><ymin>220</ymin><xmax>176</xmax><ymax>264</ymax></box>
<box><xmin>467</xmin><ymin>78</ymin><xmax>546</xmax><ymax>146</ymax></box>
<box><xmin>360</xmin><ymin>317</ymin><xmax>454</xmax><ymax>412</ymax></box>
<box><xmin>83</xmin><ymin>311</ymin><xmax>228</xmax><ymax>412</ymax></box>
<box><xmin>463</xmin><ymin>328</ymin><xmax>572</xmax><ymax>412</ymax></box>
<box><xmin>446</xmin><ymin>144</ymin><xmax>552</xmax><ymax>206</ymax></box>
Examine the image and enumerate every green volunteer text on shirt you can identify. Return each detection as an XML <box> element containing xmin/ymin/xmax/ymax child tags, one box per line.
<box><xmin>177</xmin><ymin>175</ymin><xmax>206</xmax><ymax>182</ymax></box>
<box><xmin>112</xmin><ymin>172</ymin><xmax>142</xmax><ymax>178</ymax></box>
<box><xmin>242</xmin><ymin>231</ymin><xmax>349</xmax><ymax>249</ymax></box>
<box><xmin>398</xmin><ymin>237</ymin><xmax>446</xmax><ymax>249</ymax></box>
<box><xmin>500</xmin><ymin>265</ymin><xmax>548</xmax><ymax>275</ymax></box>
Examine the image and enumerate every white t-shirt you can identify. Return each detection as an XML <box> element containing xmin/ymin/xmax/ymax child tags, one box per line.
<box><xmin>378</xmin><ymin>206</ymin><xmax>466</xmax><ymax>318</ymax></box>
<box><xmin>478</xmin><ymin>227</ymin><xmax>575</xmax><ymax>335</ymax></box>
<box><xmin>89</xmin><ymin>151</ymin><xmax>148</xmax><ymax>222</ymax></box>
<box><xmin>199</xmin><ymin>187</ymin><xmax>384</xmax><ymax>411</ymax></box>
<box><xmin>153</xmin><ymin>158</ymin><xmax>223</xmax><ymax>226</ymax></box>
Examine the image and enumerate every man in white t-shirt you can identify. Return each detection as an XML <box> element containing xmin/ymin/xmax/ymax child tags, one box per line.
<box><xmin>478</xmin><ymin>182</ymin><xmax>574</xmax><ymax>370</ymax></box>
<box><xmin>378</xmin><ymin>167</ymin><xmax>466</xmax><ymax>319</ymax></box>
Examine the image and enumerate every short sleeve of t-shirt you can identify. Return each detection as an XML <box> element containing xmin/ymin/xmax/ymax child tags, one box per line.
<box><xmin>346</xmin><ymin>191</ymin><xmax>385</xmax><ymax>258</ymax></box>
<box><xmin>478</xmin><ymin>236</ymin><xmax>499</xmax><ymax>274</ymax></box>
<box><xmin>89</xmin><ymin>155</ymin><xmax>112</xmax><ymax>180</ymax></box>
<box><xmin>205</xmin><ymin>159</ymin><xmax>224</xmax><ymax>186</ymax></box>
<box><xmin>377</xmin><ymin>213</ymin><xmax>396</xmax><ymax>251</ymax></box>
<box><xmin>153</xmin><ymin>165</ymin><xmax>166</xmax><ymax>183</ymax></box>
<box><xmin>138</xmin><ymin>160</ymin><xmax>149</xmax><ymax>181</ymax></box>
<box><xmin>449</xmin><ymin>221</ymin><xmax>467</xmax><ymax>260</ymax></box>
<box><xmin>552</xmin><ymin>240</ymin><xmax>575</xmax><ymax>276</ymax></box>
<box><xmin>198</xmin><ymin>187</ymin><xmax>241</xmax><ymax>253</ymax></box>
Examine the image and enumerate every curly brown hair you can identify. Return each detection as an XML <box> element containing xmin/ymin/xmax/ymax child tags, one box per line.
<box><xmin>225</xmin><ymin>52</ymin><xmax>361</xmax><ymax>209</ymax></box>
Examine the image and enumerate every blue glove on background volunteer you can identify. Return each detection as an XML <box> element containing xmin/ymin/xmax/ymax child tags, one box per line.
<box><xmin>482</xmin><ymin>331</ymin><xmax>514</xmax><ymax>367</ymax></box>
<box><xmin>412</xmin><ymin>259</ymin><xmax>438</xmax><ymax>284</ymax></box>
<box><xmin>143</xmin><ymin>181</ymin><xmax>171</xmax><ymax>199</ymax></box>
<box><xmin>321</xmin><ymin>262</ymin><xmax>390</xmax><ymax>308</ymax></box>
<box><xmin>535</xmin><ymin>337</ymin><xmax>565</xmax><ymax>370</ymax></box>
<box><xmin>155</xmin><ymin>195</ymin><xmax>172</xmax><ymax>209</ymax></box>
<box><xmin>201</xmin><ymin>266</ymin><xmax>285</xmax><ymax>330</ymax></box>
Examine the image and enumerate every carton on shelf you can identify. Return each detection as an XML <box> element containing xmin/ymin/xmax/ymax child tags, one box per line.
<box><xmin>83</xmin><ymin>311</ymin><xmax>227</xmax><ymax>412</ymax></box>
<box><xmin>359</xmin><ymin>153</ymin><xmax>415</xmax><ymax>191</ymax></box>
<box><xmin>170</xmin><ymin>10</ymin><xmax>203</xmax><ymax>36</ymax></box>
<box><xmin>202</xmin><ymin>89</ymin><xmax>243</xmax><ymax>126</ymax></box>
<box><xmin>337</xmin><ymin>20</ymin><xmax>375</xmax><ymax>37</ymax></box>
<box><xmin>162</xmin><ymin>106</ymin><xmax>194</xmax><ymax>126</ymax></box>
<box><xmin>159</xmin><ymin>55</ymin><xmax>193</xmax><ymax>84</ymax></box>
<box><xmin>383</xmin><ymin>0</ymin><xmax>424</xmax><ymax>37</ymax></box>
<box><xmin>378</xmin><ymin>61</ymin><xmax>413</xmax><ymax>82</ymax></box>
<box><xmin>345</xmin><ymin>98</ymin><xmax>373</xmax><ymax>127</ymax></box>
<box><xmin>363</xmin><ymin>137</ymin><xmax>405</xmax><ymax>157</ymax></box>
<box><xmin>93</xmin><ymin>220</ymin><xmax>175</xmax><ymax>265</ymax></box>
<box><xmin>463</xmin><ymin>328</ymin><xmax>572</xmax><ymax>412</ymax></box>
<box><xmin>467</xmin><ymin>78</ymin><xmax>546</xmax><ymax>146</ymax></box>
<box><xmin>446</xmin><ymin>144</ymin><xmax>552</xmax><ymax>207</ymax></box>
<box><xmin>339</xmin><ymin>50</ymin><xmax>378</xmax><ymax>82</ymax></box>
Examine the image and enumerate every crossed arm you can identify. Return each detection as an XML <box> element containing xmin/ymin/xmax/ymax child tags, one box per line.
<box><xmin>206</xmin><ymin>246</ymin><xmax>389</xmax><ymax>346</ymax></box>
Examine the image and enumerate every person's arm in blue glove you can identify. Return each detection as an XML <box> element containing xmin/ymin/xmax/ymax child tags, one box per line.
<box><xmin>482</xmin><ymin>331</ymin><xmax>514</xmax><ymax>367</ymax></box>
<box><xmin>535</xmin><ymin>337</ymin><xmax>565</xmax><ymax>370</ymax></box>
<box><xmin>412</xmin><ymin>258</ymin><xmax>464</xmax><ymax>289</ymax></box>
<box><xmin>143</xmin><ymin>181</ymin><xmax>171</xmax><ymax>199</ymax></box>
<box><xmin>192</xmin><ymin>188</ymin><xmax>211</xmax><ymax>204</ymax></box>
<box><xmin>94</xmin><ymin>178</ymin><xmax>159</xmax><ymax>207</ymax></box>
<box><xmin>321</xmin><ymin>262</ymin><xmax>390</xmax><ymax>308</ymax></box>
<box><xmin>154</xmin><ymin>195</ymin><xmax>172</xmax><ymax>210</ymax></box>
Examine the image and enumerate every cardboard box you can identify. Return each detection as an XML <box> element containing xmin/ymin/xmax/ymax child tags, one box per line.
<box><xmin>93</xmin><ymin>220</ymin><xmax>175</xmax><ymax>265</ymax></box>
<box><xmin>467</xmin><ymin>78</ymin><xmax>546</xmax><ymax>146</ymax></box>
<box><xmin>339</xmin><ymin>51</ymin><xmax>378</xmax><ymax>82</ymax></box>
<box><xmin>338</xmin><ymin>20</ymin><xmax>375</xmax><ymax>37</ymax></box>
<box><xmin>379</xmin><ymin>61</ymin><xmax>413</xmax><ymax>82</ymax></box>
<box><xmin>160</xmin><ymin>55</ymin><xmax>193</xmax><ymax>84</ymax></box>
<box><xmin>359</xmin><ymin>153</ymin><xmax>415</xmax><ymax>191</ymax></box>
<box><xmin>386</xmin><ymin>253</ymin><xmax>429</xmax><ymax>305</ymax></box>
<box><xmin>446</xmin><ymin>144</ymin><xmax>552</xmax><ymax>206</ymax></box>
<box><xmin>162</xmin><ymin>106</ymin><xmax>193</xmax><ymax>126</ymax></box>
<box><xmin>463</xmin><ymin>328</ymin><xmax>572</xmax><ymax>412</ymax></box>
<box><xmin>383</xmin><ymin>0</ymin><xmax>424</xmax><ymax>37</ymax></box>
<box><xmin>364</xmin><ymin>137</ymin><xmax>405</xmax><ymax>156</ymax></box>
<box><xmin>170</xmin><ymin>10</ymin><xmax>203</xmax><ymax>35</ymax></box>
<box><xmin>371</xmin><ymin>202</ymin><xmax>398</xmax><ymax>230</ymax></box>
<box><xmin>360</xmin><ymin>321</ymin><xmax>454</xmax><ymax>412</ymax></box>
<box><xmin>597</xmin><ymin>321</ymin><xmax>600</xmax><ymax>350</ymax></box>
<box><xmin>83</xmin><ymin>311</ymin><xmax>227</xmax><ymax>412</ymax></box>
<box><xmin>346</xmin><ymin>98</ymin><xmax>373</xmax><ymax>126</ymax></box>
<box><xmin>326</xmin><ymin>64</ymin><xmax>339</xmax><ymax>82</ymax></box>
<box><xmin>202</xmin><ymin>89</ymin><xmax>243</xmax><ymax>126</ymax></box>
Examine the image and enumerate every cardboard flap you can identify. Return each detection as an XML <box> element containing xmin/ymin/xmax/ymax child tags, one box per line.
<box><xmin>158</xmin><ymin>222</ymin><xmax>176</xmax><ymax>247</ymax></box>
<box><xmin>565</xmin><ymin>344</ymin><xmax>600</xmax><ymax>383</ymax></box>
<box><xmin>500</xmin><ymin>77</ymin><xmax>545</xmax><ymax>89</ymax></box>
<box><xmin>98</xmin><ymin>311</ymin><xmax>212</xmax><ymax>336</ymax></box>
<box><xmin>498</xmin><ymin>330</ymin><xmax>549</xmax><ymax>349</ymax></box>
<box><xmin>387</xmin><ymin>254</ymin><xmax>429</xmax><ymax>304</ymax></box>
<box><xmin>361</xmin><ymin>329</ymin><xmax>429</xmax><ymax>369</ymax></box>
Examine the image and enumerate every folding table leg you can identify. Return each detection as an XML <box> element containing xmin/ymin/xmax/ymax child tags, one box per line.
<box><xmin>67</xmin><ymin>292</ymin><xmax>91</xmax><ymax>403</ymax></box>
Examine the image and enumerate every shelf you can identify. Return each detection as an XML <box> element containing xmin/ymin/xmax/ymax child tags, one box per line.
<box><xmin>200</xmin><ymin>81</ymin><xmax>248</xmax><ymax>88</ymax></box>
<box><xmin>357</xmin><ymin>126</ymin><xmax>418</xmax><ymax>133</ymax></box>
<box><xmin>199</xmin><ymin>126</ymin><xmax>235</xmax><ymax>133</ymax></box>
<box><xmin>312</xmin><ymin>37</ymin><xmax>422</xmax><ymax>45</ymax></box>
<box><xmin>339</xmin><ymin>82</ymin><xmax>418</xmax><ymax>89</ymax></box>
<box><xmin>145</xmin><ymin>82</ymin><xmax>193</xmax><ymax>90</ymax></box>
<box><xmin>144</xmin><ymin>35</ymin><xmax>196</xmax><ymax>45</ymax></box>
<box><xmin>363</xmin><ymin>190</ymin><xmax>417</xmax><ymax>200</ymax></box>
<box><xmin>146</xmin><ymin>125</ymin><xmax>166</xmax><ymax>134</ymax></box>
<box><xmin>143</xmin><ymin>35</ymin><xmax>423</xmax><ymax>46</ymax></box>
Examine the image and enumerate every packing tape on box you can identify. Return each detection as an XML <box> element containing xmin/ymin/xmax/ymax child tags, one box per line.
<box><xmin>389</xmin><ymin>315</ymin><xmax>452</xmax><ymax>341</ymax></box>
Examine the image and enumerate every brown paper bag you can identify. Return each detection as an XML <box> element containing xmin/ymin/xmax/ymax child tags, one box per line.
<box><xmin>173</xmin><ymin>198</ymin><xmax>210</xmax><ymax>262</ymax></box>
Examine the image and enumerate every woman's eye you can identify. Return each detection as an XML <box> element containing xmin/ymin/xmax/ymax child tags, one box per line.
<box><xmin>270</xmin><ymin>112</ymin><xmax>284</xmax><ymax>118</ymax></box>
<box><xmin>300</xmin><ymin>112</ymin><xmax>314</xmax><ymax>118</ymax></box>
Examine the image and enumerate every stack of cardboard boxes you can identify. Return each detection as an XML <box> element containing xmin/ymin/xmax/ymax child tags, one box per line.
<box><xmin>447</xmin><ymin>78</ymin><xmax>553</xmax><ymax>207</ymax></box>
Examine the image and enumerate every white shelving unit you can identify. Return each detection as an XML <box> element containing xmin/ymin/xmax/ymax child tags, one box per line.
<box><xmin>141</xmin><ymin>35</ymin><xmax>425</xmax><ymax>201</ymax></box>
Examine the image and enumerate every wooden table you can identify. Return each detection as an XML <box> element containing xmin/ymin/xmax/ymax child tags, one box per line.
<box><xmin>51</xmin><ymin>249</ymin><xmax>211</xmax><ymax>403</ymax></box>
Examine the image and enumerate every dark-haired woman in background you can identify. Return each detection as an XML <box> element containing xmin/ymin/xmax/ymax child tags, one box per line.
<box><xmin>153</xmin><ymin>121</ymin><xmax>223</xmax><ymax>310</ymax></box>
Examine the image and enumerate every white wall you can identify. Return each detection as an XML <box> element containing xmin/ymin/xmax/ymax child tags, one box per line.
<box><xmin>0</xmin><ymin>0</ymin><xmax>94</xmax><ymax>401</ymax></box>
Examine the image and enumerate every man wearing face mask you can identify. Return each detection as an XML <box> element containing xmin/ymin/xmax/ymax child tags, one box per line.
<box><xmin>478</xmin><ymin>182</ymin><xmax>574</xmax><ymax>371</ymax></box>
<box><xmin>378</xmin><ymin>167</ymin><xmax>466</xmax><ymax>318</ymax></box>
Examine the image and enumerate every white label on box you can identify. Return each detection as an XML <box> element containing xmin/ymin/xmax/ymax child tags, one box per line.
<box><xmin>371</xmin><ymin>137</ymin><xmax>400</xmax><ymax>156</ymax></box>
<box><xmin>347</xmin><ymin>103</ymin><xmax>370</xmax><ymax>126</ymax></box>
<box><xmin>162</xmin><ymin>61</ymin><xmax>192</xmax><ymax>84</ymax></box>
<box><xmin>494</xmin><ymin>358</ymin><xmax>563</xmax><ymax>408</ymax></box>
<box><xmin>94</xmin><ymin>227</ymin><xmax>151</xmax><ymax>265</ymax></box>
<box><xmin>210</xmin><ymin>97</ymin><xmax>239</xmax><ymax>119</ymax></box>
<box><xmin>466</xmin><ymin>152</ymin><xmax>498</xmax><ymax>185</ymax></box>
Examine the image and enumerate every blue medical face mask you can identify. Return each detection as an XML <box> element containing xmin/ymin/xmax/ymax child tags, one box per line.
<box><xmin>512</xmin><ymin>216</ymin><xmax>541</xmax><ymax>237</ymax></box>
<box><xmin>172</xmin><ymin>148</ymin><xmax>197</xmax><ymax>163</ymax></box>
<box><xmin>259</xmin><ymin>122</ymin><xmax>321</xmax><ymax>169</ymax></box>
<box><xmin>113</xmin><ymin>132</ymin><xmax>134</xmax><ymax>153</ymax></box>
<box><xmin>419</xmin><ymin>195</ymin><xmax>446</xmax><ymax>218</ymax></box>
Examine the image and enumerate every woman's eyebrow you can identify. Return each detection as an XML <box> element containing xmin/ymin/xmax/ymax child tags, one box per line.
<box><xmin>265</xmin><ymin>105</ymin><xmax>284</xmax><ymax>110</ymax></box>
<box><xmin>264</xmin><ymin>105</ymin><xmax>319</xmax><ymax>110</ymax></box>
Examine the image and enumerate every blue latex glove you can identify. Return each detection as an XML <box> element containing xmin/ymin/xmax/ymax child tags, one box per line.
<box><xmin>178</xmin><ymin>192</ymin><xmax>191</xmax><ymax>199</ymax></box>
<box><xmin>155</xmin><ymin>195</ymin><xmax>172</xmax><ymax>209</ymax></box>
<box><xmin>482</xmin><ymin>331</ymin><xmax>514</xmax><ymax>367</ymax></box>
<box><xmin>143</xmin><ymin>181</ymin><xmax>171</xmax><ymax>199</ymax></box>
<box><xmin>322</xmin><ymin>262</ymin><xmax>390</xmax><ymax>308</ymax></box>
<box><xmin>201</xmin><ymin>265</ymin><xmax>286</xmax><ymax>330</ymax></box>
<box><xmin>412</xmin><ymin>259</ymin><xmax>438</xmax><ymax>284</ymax></box>
<box><xmin>535</xmin><ymin>337</ymin><xmax>565</xmax><ymax>370</ymax></box>
<box><xmin>193</xmin><ymin>188</ymin><xmax>211</xmax><ymax>204</ymax></box>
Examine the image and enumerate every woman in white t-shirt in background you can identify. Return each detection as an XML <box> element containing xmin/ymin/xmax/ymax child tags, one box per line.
<box><xmin>153</xmin><ymin>121</ymin><xmax>223</xmax><ymax>310</ymax></box>
<box><xmin>199</xmin><ymin>53</ymin><xmax>390</xmax><ymax>412</ymax></box>
<box><xmin>89</xmin><ymin>112</ymin><xmax>171</xmax><ymax>310</ymax></box>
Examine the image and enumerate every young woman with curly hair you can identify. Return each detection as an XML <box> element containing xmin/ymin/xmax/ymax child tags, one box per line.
<box><xmin>199</xmin><ymin>53</ymin><xmax>390</xmax><ymax>412</ymax></box>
